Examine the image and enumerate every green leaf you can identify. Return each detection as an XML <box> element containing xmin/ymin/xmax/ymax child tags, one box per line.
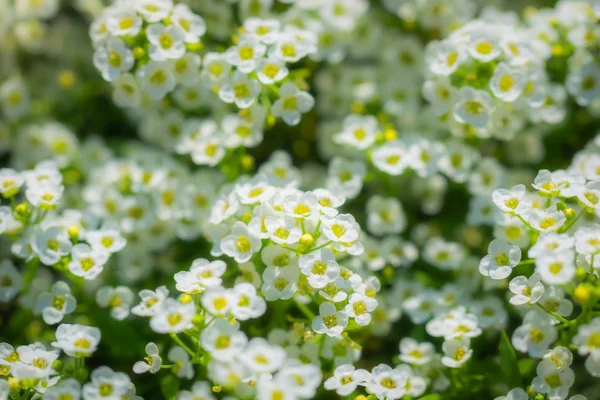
<box><xmin>160</xmin><ymin>373</ymin><xmax>179</xmax><ymax>400</ymax></box>
<box><xmin>498</xmin><ymin>330</ymin><xmax>521</xmax><ymax>387</ymax></box>
<box><xmin>518</xmin><ymin>358</ymin><xmax>537</xmax><ymax>378</ymax></box>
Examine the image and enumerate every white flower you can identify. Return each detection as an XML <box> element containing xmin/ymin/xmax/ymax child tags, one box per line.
<box><xmin>11</xmin><ymin>342</ymin><xmax>58</xmax><ymax>379</ymax></box>
<box><xmin>509</xmin><ymin>273</ymin><xmax>544</xmax><ymax>305</ymax></box>
<box><xmin>201</xmin><ymin>286</ymin><xmax>235</xmax><ymax>316</ymax></box>
<box><xmin>334</xmin><ymin>114</ymin><xmax>378</xmax><ymax>150</ymax></box>
<box><xmin>572</xmin><ymin>318</ymin><xmax>600</xmax><ymax>374</ymax></box>
<box><xmin>36</xmin><ymin>281</ymin><xmax>77</xmax><ymax>325</ymax></box>
<box><xmin>86</xmin><ymin>227</ymin><xmax>126</xmax><ymax>254</ymax></box>
<box><xmin>52</xmin><ymin>324</ymin><xmax>101</xmax><ymax>357</ymax></box>
<box><xmin>261</xmin><ymin>266</ymin><xmax>299</xmax><ymax>301</ymax></box>
<box><xmin>494</xmin><ymin>387</ymin><xmax>528</xmax><ymax>400</ymax></box>
<box><xmin>324</xmin><ymin>364</ymin><xmax>370</xmax><ymax>396</ymax></box>
<box><xmin>240</xmin><ymin>337</ymin><xmax>286</xmax><ymax>374</ymax></box>
<box><xmin>132</xmin><ymin>286</ymin><xmax>169</xmax><ymax>317</ymax></box>
<box><xmin>366</xmin><ymin>364</ymin><xmax>408</xmax><ymax>400</ymax></box>
<box><xmin>31</xmin><ymin>226</ymin><xmax>72</xmax><ymax>266</ymax></box>
<box><xmin>171</xmin><ymin>4</ymin><xmax>206</xmax><ymax>43</ymax></box>
<box><xmin>423</xmin><ymin>237</ymin><xmax>465</xmax><ymax>271</ymax></box>
<box><xmin>149</xmin><ymin>298</ymin><xmax>195</xmax><ymax>333</ymax></box>
<box><xmin>134</xmin><ymin>0</ymin><xmax>172</xmax><ymax>22</ymax></box>
<box><xmin>230</xmin><ymin>282</ymin><xmax>266</xmax><ymax>320</ymax></box>
<box><xmin>174</xmin><ymin>258</ymin><xmax>226</xmax><ymax>293</ymax></box>
<box><xmin>147</xmin><ymin>23</ymin><xmax>186</xmax><ymax>61</ymax></box>
<box><xmin>426</xmin><ymin>39</ymin><xmax>467</xmax><ymax>76</ymax></box>
<box><xmin>0</xmin><ymin>77</ymin><xmax>29</xmax><ymax>120</ymax></box>
<box><xmin>479</xmin><ymin>239</ymin><xmax>521</xmax><ymax>280</ymax></box>
<box><xmin>531</xmin><ymin>359</ymin><xmax>575</xmax><ymax>400</ymax></box>
<box><xmin>441</xmin><ymin>338</ymin><xmax>472</xmax><ymax>368</ymax></box>
<box><xmin>299</xmin><ymin>248</ymin><xmax>340</xmax><ymax>289</ymax></box>
<box><xmin>68</xmin><ymin>243</ymin><xmax>109</xmax><ymax>280</ymax></box>
<box><xmin>492</xmin><ymin>184</ymin><xmax>532</xmax><ymax>214</ymax></box>
<box><xmin>200</xmin><ymin>318</ymin><xmax>248</xmax><ymax>362</ymax></box>
<box><xmin>265</xmin><ymin>216</ymin><xmax>302</xmax><ymax>245</ymax></box>
<box><xmin>0</xmin><ymin>259</ymin><xmax>23</xmax><ymax>303</ymax></box>
<box><xmin>321</xmin><ymin>214</ymin><xmax>359</xmax><ymax>243</ymax></box>
<box><xmin>96</xmin><ymin>286</ymin><xmax>134</xmax><ymax>320</ymax></box>
<box><xmin>106</xmin><ymin>10</ymin><xmax>142</xmax><ymax>36</ymax></box>
<box><xmin>325</xmin><ymin>157</ymin><xmax>366</xmax><ymax>199</ymax></box>
<box><xmin>256</xmin><ymin>57</ymin><xmax>288</xmax><ymax>85</ymax></box>
<box><xmin>529</xmin><ymin>206</ymin><xmax>566</xmax><ymax>233</ymax></box>
<box><xmin>372</xmin><ymin>142</ymin><xmax>410</xmax><ymax>176</ymax></box>
<box><xmin>512</xmin><ymin>310</ymin><xmax>557</xmax><ymax>358</ymax></box>
<box><xmin>136</xmin><ymin>60</ymin><xmax>176</xmax><ymax>100</ymax></box>
<box><xmin>272</xmin><ymin>82</ymin><xmax>315</xmax><ymax>126</ymax></box>
<box><xmin>133</xmin><ymin>342</ymin><xmax>162</xmax><ymax>374</ymax></box>
<box><xmin>312</xmin><ymin>302</ymin><xmax>348</xmax><ymax>337</ymax></box>
<box><xmin>536</xmin><ymin>251</ymin><xmax>575</xmax><ymax>286</ymax></box>
<box><xmin>44</xmin><ymin>378</ymin><xmax>81</xmax><ymax>400</ymax></box>
<box><xmin>468</xmin><ymin>32</ymin><xmax>501</xmax><ymax>62</ymax></box>
<box><xmin>25</xmin><ymin>181</ymin><xmax>63</xmax><ymax>210</ymax></box>
<box><xmin>93</xmin><ymin>37</ymin><xmax>134</xmax><ymax>82</ymax></box>
<box><xmin>366</xmin><ymin>196</ymin><xmax>406</xmax><ymax>236</ymax></box>
<box><xmin>453</xmin><ymin>87</ymin><xmax>494</xmax><ymax>129</ymax></box>
<box><xmin>111</xmin><ymin>73</ymin><xmax>141</xmax><ymax>108</ymax></box>
<box><xmin>345</xmin><ymin>293</ymin><xmax>377</xmax><ymax>326</ymax></box>
<box><xmin>566</xmin><ymin>63</ymin><xmax>600</xmax><ymax>106</ymax></box>
<box><xmin>82</xmin><ymin>366</ymin><xmax>131</xmax><ymax>400</ymax></box>
<box><xmin>168</xmin><ymin>346</ymin><xmax>194</xmax><ymax>379</ymax></box>
<box><xmin>225</xmin><ymin>35</ymin><xmax>266</xmax><ymax>73</ymax></box>
<box><xmin>490</xmin><ymin>62</ymin><xmax>526</xmax><ymax>102</ymax></box>
<box><xmin>529</xmin><ymin>233</ymin><xmax>574</xmax><ymax>259</ymax></box>
<box><xmin>219</xmin><ymin>71</ymin><xmax>261</xmax><ymax>109</ymax></box>
<box><xmin>399</xmin><ymin>338</ymin><xmax>435</xmax><ymax>365</ymax></box>
<box><xmin>221</xmin><ymin>222</ymin><xmax>262</xmax><ymax>263</ymax></box>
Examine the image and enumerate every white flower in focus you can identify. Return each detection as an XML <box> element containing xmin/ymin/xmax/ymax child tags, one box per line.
<box><xmin>133</xmin><ymin>342</ymin><xmax>162</xmax><ymax>374</ymax></box>
<box><xmin>312</xmin><ymin>302</ymin><xmax>348</xmax><ymax>337</ymax></box>
<box><xmin>52</xmin><ymin>324</ymin><xmax>101</xmax><ymax>357</ymax></box>
<box><xmin>36</xmin><ymin>281</ymin><xmax>77</xmax><ymax>325</ymax></box>
<box><xmin>479</xmin><ymin>239</ymin><xmax>521</xmax><ymax>280</ymax></box>
<box><xmin>272</xmin><ymin>82</ymin><xmax>315</xmax><ymax>126</ymax></box>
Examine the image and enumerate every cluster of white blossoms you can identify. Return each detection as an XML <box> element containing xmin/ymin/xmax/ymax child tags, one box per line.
<box><xmin>4</xmin><ymin>0</ymin><xmax>600</xmax><ymax>400</ymax></box>
<box><xmin>0</xmin><ymin>160</ymin><xmax>125</xmax><ymax>306</ymax></box>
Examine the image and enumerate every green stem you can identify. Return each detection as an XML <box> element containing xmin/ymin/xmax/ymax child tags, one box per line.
<box><xmin>307</xmin><ymin>240</ymin><xmax>333</xmax><ymax>253</ymax></box>
<box><xmin>295</xmin><ymin>300</ymin><xmax>315</xmax><ymax>320</ymax></box>
<box><xmin>169</xmin><ymin>333</ymin><xmax>195</xmax><ymax>357</ymax></box>
<box><xmin>537</xmin><ymin>303</ymin><xmax>572</xmax><ymax>325</ymax></box>
<box><xmin>22</xmin><ymin>258</ymin><xmax>40</xmax><ymax>293</ymax></box>
<box><xmin>560</xmin><ymin>209</ymin><xmax>584</xmax><ymax>233</ymax></box>
<box><xmin>513</xmin><ymin>213</ymin><xmax>535</xmax><ymax>231</ymax></box>
<box><xmin>517</xmin><ymin>259</ymin><xmax>535</xmax><ymax>266</ymax></box>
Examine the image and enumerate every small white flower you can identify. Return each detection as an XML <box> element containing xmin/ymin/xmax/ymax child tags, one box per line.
<box><xmin>256</xmin><ymin>57</ymin><xmax>288</xmax><ymax>85</ymax></box>
<box><xmin>321</xmin><ymin>214</ymin><xmax>359</xmax><ymax>243</ymax></box>
<box><xmin>149</xmin><ymin>298</ymin><xmax>195</xmax><ymax>333</ymax></box>
<box><xmin>82</xmin><ymin>366</ymin><xmax>131</xmax><ymax>400</ymax></box>
<box><xmin>0</xmin><ymin>259</ymin><xmax>23</xmax><ymax>303</ymax></box>
<box><xmin>147</xmin><ymin>23</ymin><xmax>186</xmax><ymax>61</ymax></box>
<box><xmin>171</xmin><ymin>4</ymin><xmax>206</xmax><ymax>43</ymax></box>
<box><xmin>136</xmin><ymin>60</ymin><xmax>176</xmax><ymax>100</ymax></box>
<box><xmin>509</xmin><ymin>273</ymin><xmax>545</xmax><ymax>305</ymax></box>
<box><xmin>312</xmin><ymin>302</ymin><xmax>348</xmax><ymax>337</ymax></box>
<box><xmin>174</xmin><ymin>258</ymin><xmax>226</xmax><ymax>293</ymax></box>
<box><xmin>131</xmin><ymin>286</ymin><xmax>169</xmax><ymax>317</ymax></box>
<box><xmin>272</xmin><ymin>82</ymin><xmax>315</xmax><ymax>126</ymax></box>
<box><xmin>221</xmin><ymin>222</ymin><xmax>262</xmax><ymax>263</ymax></box>
<box><xmin>96</xmin><ymin>286</ymin><xmax>134</xmax><ymax>320</ymax></box>
<box><xmin>225</xmin><ymin>35</ymin><xmax>266</xmax><ymax>73</ymax></box>
<box><xmin>479</xmin><ymin>239</ymin><xmax>521</xmax><ymax>280</ymax></box>
<box><xmin>93</xmin><ymin>37</ymin><xmax>134</xmax><ymax>82</ymax></box>
<box><xmin>219</xmin><ymin>71</ymin><xmax>261</xmax><ymax>109</ymax></box>
<box><xmin>230</xmin><ymin>282</ymin><xmax>266</xmax><ymax>320</ymax></box>
<box><xmin>453</xmin><ymin>87</ymin><xmax>494</xmax><ymax>129</ymax></box>
<box><xmin>31</xmin><ymin>227</ymin><xmax>72</xmax><ymax>266</ymax></box>
<box><xmin>36</xmin><ymin>281</ymin><xmax>77</xmax><ymax>325</ymax></box>
<box><xmin>441</xmin><ymin>338</ymin><xmax>472</xmax><ymax>368</ymax></box>
<box><xmin>299</xmin><ymin>248</ymin><xmax>340</xmax><ymax>289</ymax></box>
<box><xmin>52</xmin><ymin>324</ymin><xmax>101</xmax><ymax>357</ymax></box>
<box><xmin>490</xmin><ymin>62</ymin><xmax>526</xmax><ymax>102</ymax></box>
<box><xmin>528</xmin><ymin>206</ymin><xmax>566</xmax><ymax>233</ymax></box>
<box><xmin>366</xmin><ymin>196</ymin><xmax>406</xmax><ymax>236</ymax></box>
<box><xmin>492</xmin><ymin>184</ymin><xmax>532</xmax><ymax>214</ymax></box>
<box><xmin>399</xmin><ymin>338</ymin><xmax>435</xmax><ymax>365</ymax></box>
<box><xmin>512</xmin><ymin>310</ymin><xmax>557</xmax><ymax>358</ymax></box>
<box><xmin>345</xmin><ymin>293</ymin><xmax>378</xmax><ymax>326</ymax></box>
<box><xmin>133</xmin><ymin>342</ymin><xmax>162</xmax><ymax>374</ymax></box>
<box><xmin>536</xmin><ymin>251</ymin><xmax>575</xmax><ymax>285</ymax></box>
<box><xmin>324</xmin><ymin>364</ymin><xmax>371</xmax><ymax>396</ymax></box>
<box><xmin>200</xmin><ymin>318</ymin><xmax>248</xmax><ymax>362</ymax></box>
<box><xmin>168</xmin><ymin>346</ymin><xmax>194</xmax><ymax>379</ymax></box>
<box><xmin>68</xmin><ymin>243</ymin><xmax>109</xmax><ymax>280</ymax></box>
<box><xmin>239</xmin><ymin>337</ymin><xmax>286</xmax><ymax>374</ymax></box>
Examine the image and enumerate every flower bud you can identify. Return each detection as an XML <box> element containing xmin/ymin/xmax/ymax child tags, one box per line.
<box><xmin>179</xmin><ymin>294</ymin><xmax>193</xmax><ymax>304</ymax></box>
<box><xmin>241</xmin><ymin>155</ymin><xmax>255</xmax><ymax>172</ymax></box>
<box><xmin>575</xmin><ymin>267</ymin><xmax>587</xmax><ymax>281</ymax></box>
<box><xmin>8</xmin><ymin>377</ymin><xmax>20</xmax><ymax>392</ymax></box>
<box><xmin>192</xmin><ymin>314</ymin><xmax>205</xmax><ymax>326</ymax></box>
<box><xmin>133</xmin><ymin>47</ymin><xmax>146</xmax><ymax>60</ymax></box>
<box><xmin>555</xmin><ymin>201</ymin><xmax>567</xmax><ymax>211</ymax></box>
<box><xmin>564</xmin><ymin>208</ymin><xmax>576</xmax><ymax>219</ymax></box>
<box><xmin>574</xmin><ymin>284</ymin><xmax>591</xmax><ymax>304</ymax></box>
<box><xmin>300</xmin><ymin>233</ymin><xmax>314</xmax><ymax>247</ymax></box>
